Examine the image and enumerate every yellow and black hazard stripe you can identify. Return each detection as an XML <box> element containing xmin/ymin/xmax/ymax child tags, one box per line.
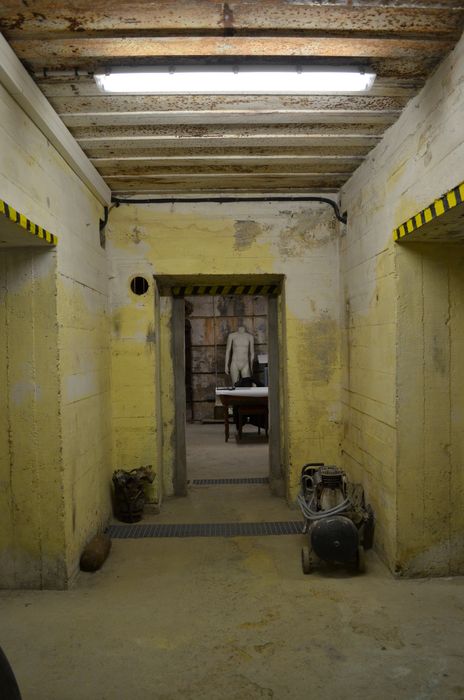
<box><xmin>0</xmin><ymin>198</ymin><xmax>58</xmax><ymax>246</ymax></box>
<box><xmin>393</xmin><ymin>181</ymin><xmax>464</xmax><ymax>242</ymax></box>
<box><xmin>171</xmin><ymin>283</ymin><xmax>280</xmax><ymax>297</ymax></box>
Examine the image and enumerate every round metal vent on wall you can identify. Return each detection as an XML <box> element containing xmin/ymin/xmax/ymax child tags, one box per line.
<box><xmin>130</xmin><ymin>276</ymin><xmax>149</xmax><ymax>295</ymax></box>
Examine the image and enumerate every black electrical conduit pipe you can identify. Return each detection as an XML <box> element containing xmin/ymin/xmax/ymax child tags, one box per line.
<box><xmin>102</xmin><ymin>195</ymin><xmax>347</xmax><ymax>229</ymax></box>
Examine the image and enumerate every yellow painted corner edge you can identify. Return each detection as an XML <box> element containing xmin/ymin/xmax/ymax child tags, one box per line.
<box><xmin>0</xmin><ymin>198</ymin><xmax>58</xmax><ymax>246</ymax></box>
<box><xmin>393</xmin><ymin>181</ymin><xmax>464</xmax><ymax>242</ymax></box>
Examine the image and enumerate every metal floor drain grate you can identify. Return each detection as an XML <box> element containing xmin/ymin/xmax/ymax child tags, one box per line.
<box><xmin>108</xmin><ymin>521</ymin><xmax>302</xmax><ymax>539</ymax></box>
<box><xmin>192</xmin><ymin>477</ymin><xmax>269</xmax><ymax>485</ymax></box>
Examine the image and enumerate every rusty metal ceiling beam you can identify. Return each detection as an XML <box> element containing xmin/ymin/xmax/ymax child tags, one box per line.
<box><xmin>48</xmin><ymin>93</ymin><xmax>410</xmax><ymax>112</ymax></box>
<box><xmin>107</xmin><ymin>174</ymin><xmax>351</xmax><ymax>192</ymax></box>
<box><xmin>109</xmin><ymin>187</ymin><xmax>349</xmax><ymax>194</ymax></box>
<box><xmin>84</xmin><ymin>145</ymin><xmax>374</xmax><ymax>159</ymax></box>
<box><xmin>91</xmin><ymin>154</ymin><xmax>364</xmax><ymax>167</ymax></box>
<box><xmin>75</xmin><ymin>135</ymin><xmax>381</xmax><ymax>152</ymax></box>
<box><xmin>94</xmin><ymin>160</ymin><xmax>361</xmax><ymax>175</ymax></box>
<box><xmin>10</xmin><ymin>36</ymin><xmax>455</xmax><ymax>67</ymax></box>
<box><xmin>61</xmin><ymin>111</ymin><xmax>399</xmax><ymax>128</ymax></box>
<box><xmin>105</xmin><ymin>173</ymin><xmax>352</xmax><ymax>181</ymax></box>
<box><xmin>1</xmin><ymin>1</ymin><xmax>462</xmax><ymax>37</ymax></box>
<box><xmin>70</xmin><ymin>122</ymin><xmax>388</xmax><ymax>138</ymax></box>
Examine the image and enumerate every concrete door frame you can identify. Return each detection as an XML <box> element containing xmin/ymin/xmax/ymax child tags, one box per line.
<box><xmin>154</xmin><ymin>275</ymin><xmax>285</xmax><ymax>497</ymax></box>
<box><xmin>172</xmin><ymin>296</ymin><xmax>187</xmax><ymax>496</ymax></box>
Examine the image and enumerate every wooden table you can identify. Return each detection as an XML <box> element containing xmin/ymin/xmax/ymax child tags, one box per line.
<box><xmin>216</xmin><ymin>388</ymin><xmax>269</xmax><ymax>442</ymax></box>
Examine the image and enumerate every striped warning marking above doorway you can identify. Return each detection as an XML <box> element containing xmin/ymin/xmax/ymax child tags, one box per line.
<box><xmin>393</xmin><ymin>180</ymin><xmax>464</xmax><ymax>242</ymax></box>
<box><xmin>172</xmin><ymin>283</ymin><xmax>280</xmax><ymax>297</ymax></box>
<box><xmin>107</xmin><ymin>521</ymin><xmax>302</xmax><ymax>539</ymax></box>
<box><xmin>0</xmin><ymin>198</ymin><xmax>58</xmax><ymax>245</ymax></box>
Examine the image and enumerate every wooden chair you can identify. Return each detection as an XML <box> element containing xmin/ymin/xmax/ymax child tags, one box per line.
<box><xmin>237</xmin><ymin>404</ymin><xmax>269</xmax><ymax>440</ymax></box>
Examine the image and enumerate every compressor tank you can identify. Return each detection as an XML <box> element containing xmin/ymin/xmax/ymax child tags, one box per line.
<box><xmin>310</xmin><ymin>516</ymin><xmax>359</xmax><ymax>563</ymax></box>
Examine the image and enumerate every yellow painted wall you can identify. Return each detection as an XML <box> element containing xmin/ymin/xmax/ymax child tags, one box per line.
<box><xmin>0</xmin><ymin>82</ymin><xmax>112</xmax><ymax>588</ymax></box>
<box><xmin>107</xmin><ymin>202</ymin><xmax>342</xmax><ymax>501</ymax></box>
<box><xmin>340</xmin><ymin>31</ymin><xmax>464</xmax><ymax>574</ymax></box>
<box><xmin>396</xmin><ymin>245</ymin><xmax>464</xmax><ymax>575</ymax></box>
<box><xmin>0</xmin><ymin>249</ymin><xmax>66</xmax><ymax>588</ymax></box>
<box><xmin>0</xmin><ymin>257</ymin><xmax>9</xmax><ymax>570</ymax></box>
<box><xmin>1</xmin><ymin>26</ymin><xmax>463</xmax><ymax>588</ymax></box>
<box><xmin>110</xmin><ymin>258</ymin><xmax>159</xmax><ymax>500</ymax></box>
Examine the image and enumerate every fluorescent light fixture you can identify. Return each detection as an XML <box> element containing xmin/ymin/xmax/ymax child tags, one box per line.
<box><xmin>94</xmin><ymin>65</ymin><xmax>376</xmax><ymax>94</ymax></box>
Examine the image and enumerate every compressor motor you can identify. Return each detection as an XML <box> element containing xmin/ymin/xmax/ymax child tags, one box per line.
<box><xmin>297</xmin><ymin>463</ymin><xmax>374</xmax><ymax>574</ymax></box>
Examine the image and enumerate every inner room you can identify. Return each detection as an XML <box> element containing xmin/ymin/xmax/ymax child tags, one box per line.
<box><xmin>185</xmin><ymin>291</ymin><xmax>270</xmax><ymax>483</ymax></box>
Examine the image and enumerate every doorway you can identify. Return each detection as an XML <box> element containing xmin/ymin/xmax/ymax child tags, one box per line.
<box><xmin>185</xmin><ymin>292</ymin><xmax>269</xmax><ymax>483</ymax></box>
<box><xmin>154</xmin><ymin>275</ymin><xmax>285</xmax><ymax>499</ymax></box>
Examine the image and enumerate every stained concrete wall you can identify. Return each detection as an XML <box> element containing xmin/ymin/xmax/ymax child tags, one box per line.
<box><xmin>396</xmin><ymin>246</ymin><xmax>464</xmax><ymax>575</ymax></box>
<box><xmin>107</xmin><ymin>202</ymin><xmax>341</xmax><ymax>501</ymax></box>
<box><xmin>0</xmin><ymin>249</ymin><xmax>65</xmax><ymax>588</ymax></box>
<box><xmin>0</xmin><ymin>82</ymin><xmax>112</xmax><ymax>588</ymax></box>
<box><xmin>340</xmin><ymin>32</ymin><xmax>464</xmax><ymax>574</ymax></box>
<box><xmin>2</xmin><ymin>33</ymin><xmax>462</xmax><ymax>588</ymax></box>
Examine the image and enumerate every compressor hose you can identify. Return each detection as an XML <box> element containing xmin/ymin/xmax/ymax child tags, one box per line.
<box><xmin>297</xmin><ymin>491</ymin><xmax>352</xmax><ymax>521</ymax></box>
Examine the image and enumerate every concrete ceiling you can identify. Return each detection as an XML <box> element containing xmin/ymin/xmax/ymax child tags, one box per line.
<box><xmin>1</xmin><ymin>1</ymin><xmax>463</xmax><ymax>198</ymax></box>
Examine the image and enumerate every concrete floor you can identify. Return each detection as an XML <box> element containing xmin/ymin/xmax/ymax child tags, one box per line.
<box><xmin>1</xmin><ymin>425</ymin><xmax>463</xmax><ymax>699</ymax></box>
<box><xmin>186</xmin><ymin>421</ymin><xmax>269</xmax><ymax>480</ymax></box>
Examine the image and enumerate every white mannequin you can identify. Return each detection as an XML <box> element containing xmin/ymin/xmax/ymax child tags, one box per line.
<box><xmin>225</xmin><ymin>326</ymin><xmax>254</xmax><ymax>384</ymax></box>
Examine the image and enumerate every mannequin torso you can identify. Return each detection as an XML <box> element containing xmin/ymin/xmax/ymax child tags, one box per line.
<box><xmin>225</xmin><ymin>326</ymin><xmax>254</xmax><ymax>384</ymax></box>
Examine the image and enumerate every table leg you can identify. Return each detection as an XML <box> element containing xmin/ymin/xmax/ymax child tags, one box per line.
<box><xmin>224</xmin><ymin>402</ymin><xmax>229</xmax><ymax>442</ymax></box>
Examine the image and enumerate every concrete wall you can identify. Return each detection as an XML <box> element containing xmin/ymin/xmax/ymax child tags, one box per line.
<box><xmin>396</xmin><ymin>246</ymin><xmax>464</xmax><ymax>575</ymax></box>
<box><xmin>107</xmin><ymin>202</ymin><xmax>341</xmax><ymax>501</ymax></box>
<box><xmin>340</xmin><ymin>32</ymin><xmax>464</xmax><ymax>574</ymax></box>
<box><xmin>2</xmin><ymin>28</ymin><xmax>463</xmax><ymax>587</ymax></box>
<box><xmin>0</xmin><ymin>249</ymin><xmax>65</xmax><ymax>588</ymax></box>
<box><xmin>0</xmin><ymin>82</ymin><xmax>112</xmax><ymax>588</ymax></box>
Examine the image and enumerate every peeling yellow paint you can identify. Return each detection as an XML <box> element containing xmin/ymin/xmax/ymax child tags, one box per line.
<box><xmin>107</xmin><ymin>202</ymin><xmax>341</xmax><ymax>503</ymax></box>
<box><xmin>0</xmin><ymin>80</ymin><xmax>112</xmax><ymax>589</ymax></box>
<box><xmin>0</xmin><ymin>249</ymin><xmax>65</xmax><ymax>588</ymax></box>
<box><xmin>340</xmin><ymin>29</ymin><xmax>464</xmax><ymax>575</ymax></box>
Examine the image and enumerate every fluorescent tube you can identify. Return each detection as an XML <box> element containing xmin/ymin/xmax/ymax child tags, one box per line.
<box><xmin>94</xmin><ymin>66</ymin><xmax>376</xmax><ymax>94</ymax></box>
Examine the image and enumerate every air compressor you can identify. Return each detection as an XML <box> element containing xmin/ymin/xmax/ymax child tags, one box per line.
<box><xmin>297</xmin><ymin>463</ymin><xmax>374</xmax><ymax>574</ymax></box>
